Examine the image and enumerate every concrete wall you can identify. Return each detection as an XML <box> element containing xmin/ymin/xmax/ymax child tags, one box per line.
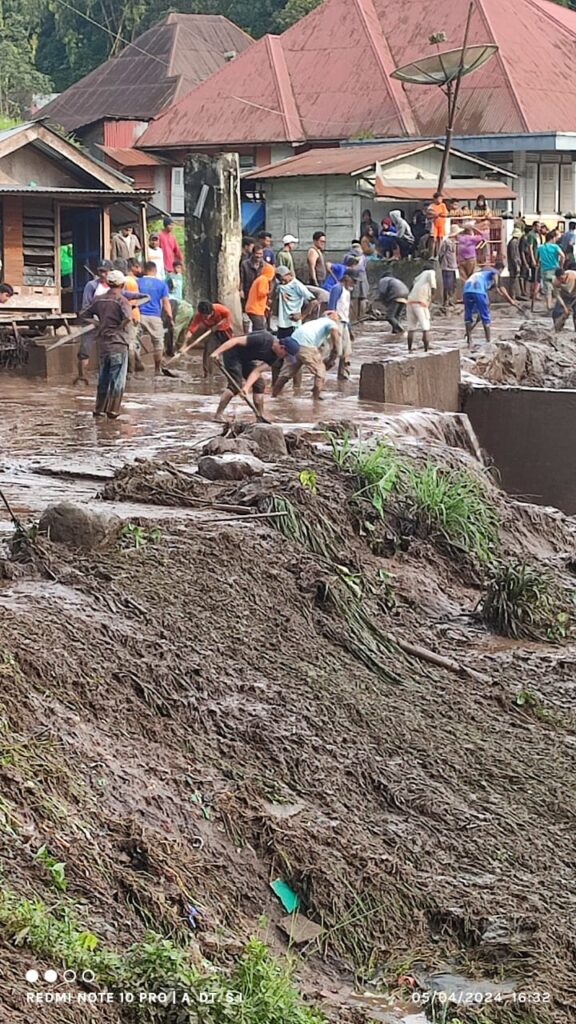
<box><xmin>360</xmin><ymin>348</ymin><xmax>460</xmax><ymax>412</ymax></box>
<box><xmin>462</xmin><ymin>384</ymin><xmax>576</xmax><ymax>513</ymax></box>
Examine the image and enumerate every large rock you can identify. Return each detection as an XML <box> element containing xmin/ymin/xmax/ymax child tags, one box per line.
<box><xmin>237</xmin><ymin>423</ymin><xmax>288</xmax><ymax>458</ymax></box>
<box><xmin>196</xmin><ymin>453</ymin><xmax>265</xmax><ymax>481</ymax></box>
<box><xmin>38</xmin><ymin>503</ymin><xmax>120</xmax><ymax>551</ymax></box>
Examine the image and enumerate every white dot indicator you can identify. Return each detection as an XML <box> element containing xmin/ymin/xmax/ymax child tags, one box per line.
<box><xmin>81</xmin><ymin>970</ymin><xmax>96</xmax><ymax>984</ymax></box>
<box><xmin>25</xmin><ymin>969</ymin><xmax>39</xmax><ymax>984</ymax></box>
<box><xmin>63</xmin><ymin>969</ymin><xmax>77</xmax><ymax>983</ymax></box>
<box><xmin>44</xmin><ymin>969</ymin><xmax>58</xmax><ymax>984</ymax></box>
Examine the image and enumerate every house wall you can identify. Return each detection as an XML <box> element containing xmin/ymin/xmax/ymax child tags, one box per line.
<box><xmin>265</xmin><ymin>175</ymin><xmax>371</xmax><ymax>251</ymax></box>
<box><xmin>0</xmin><ymin>147</ymin><xmax>79</xmax><ymax>188</ymax></box>
<box><xmin>379</xmin><ymin>148</ymin><xmax>480</xmax><ymax>180</ymax></box>
<box><xmin>478</xmin><ymin>150</ymin><xmax>576</xmax><ymax>221</ymax></box>
<box><xmin>103</xmin><ymin>120</ymin><xmax>150</xmax><ymax>148</ymax></box>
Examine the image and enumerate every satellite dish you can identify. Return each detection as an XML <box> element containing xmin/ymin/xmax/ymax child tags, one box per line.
<box><xmin>391</xmin><ymin>44</ymin><xmax>498</xmax><ymax>86</ymax></box>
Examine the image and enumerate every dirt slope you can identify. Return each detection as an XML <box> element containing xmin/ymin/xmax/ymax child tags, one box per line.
<box><xmin>0</xmin><ymin>438</ymin><xmax>576</xmax><ymax>1024</ymax></box>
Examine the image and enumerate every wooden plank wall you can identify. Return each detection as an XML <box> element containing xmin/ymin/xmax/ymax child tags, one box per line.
<box><xmin>2</xmin><ymin>198</ymin><xmax>24</xmax><ymax>285</ymax></box>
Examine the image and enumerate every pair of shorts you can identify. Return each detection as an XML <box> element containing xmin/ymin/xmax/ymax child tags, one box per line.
<box><xmin>78</xmin><ymin>327</ymin><xmax>96</xmax><ymax>361</ymax></box>
<box><xmin>406</xmin><ymin>302</ymin><xmax>431</xmax><ymax>332</ymax></box>
<box><xmin>442</xmin><ymin>270</ymin><xmax>456</xmax><ymax>291</ymax></box>
<box><xmin>222</xmin><ymin>350</ymin><xmax>265</xmax><ymax>393</ymax></box>
<box><xmin>464</xmin><ymin>291</ymin><xmax>491</xmax><ymax>324</ymax></box>
<box><xmin>140</xmin><ymin>314</ymin><xmax>165</xmax><ymax>353</ymax></box>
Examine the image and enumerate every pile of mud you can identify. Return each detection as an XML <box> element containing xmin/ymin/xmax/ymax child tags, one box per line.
<box><xmin>1</xmin><ymin>436</ymin><xmax>576</xmax><ymax>1024</ymax></box>
<box><xmin>464</xmin><ymin>321</ymin><xmax>576</xmax><ymax>388</ymax></box>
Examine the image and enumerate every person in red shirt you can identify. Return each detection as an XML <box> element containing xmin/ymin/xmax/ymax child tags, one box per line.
<box><xmin>159</xmin><ymin>217</ymin><xmax>184</xmax><ymax>274</ymax></box>
<box><xmin>188</xmin><ymin>300</ymin><xmax>234</xmax><ymax>376</ymax></box>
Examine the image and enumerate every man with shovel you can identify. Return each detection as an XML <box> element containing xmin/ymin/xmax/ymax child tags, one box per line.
<box><xmin>187</xmin><ymin>300</ymin><xmax>234</xmax><ymax>377</ymax></box>
<box><xmin>210</xmin><ymin>330</ymin><xmax>295</xmax><ymax>421</ymax></box>
<box><xmin>552</xmin><ymin>266</ymin><xmax>576</xmax><ymax>331</ymax></box>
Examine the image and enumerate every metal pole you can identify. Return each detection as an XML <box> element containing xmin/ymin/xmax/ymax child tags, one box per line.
<box><xmin>437</xmin><ymin>1</ymin><xmax>474</xmax><ymax>193</ymax></box>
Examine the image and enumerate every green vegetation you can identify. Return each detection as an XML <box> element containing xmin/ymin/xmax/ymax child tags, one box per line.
<box><xmin>298</xmin><ymin>469</ymin><xmax>318</xmax><ymax>494</ymax></box>
<box><xmin>478</xmin><ymin>559</ymin><xmax>572</xmax><ymax>641</ymax></box>
<box><xmin>120</xmin><ymin>523</ymin><xmax>162</xmax><ymax>550</ymax></box>
<box><xmin>0</xmin><ymin>891</ymin><xmax>323</xmax><ymax>1023</ymax></box>
<box><xmin>34</xmin><ymin>845</ymin><xmax>67</xmax><ymax>891</ymax></box>
<box><xmin>331</xmin><ymin>436</ymin><xmax>500</xmax><ymax>564</ymax></box>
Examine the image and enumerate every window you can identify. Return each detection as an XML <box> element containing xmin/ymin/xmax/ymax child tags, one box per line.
<box><xmin>171</xmin><ymin>167</ymin><xmax>184</xmax><ymax>216</ymax></box>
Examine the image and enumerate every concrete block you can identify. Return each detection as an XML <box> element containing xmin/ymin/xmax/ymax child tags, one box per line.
<box><xmin>26</xmin><ymin>340</ymin><xmax>77</xmax><ymax>379</ymax></box>
<box><xmin>359</xmin><ymin>348</ymin><xmax>460</xmax><ymax>412</ymax></box>
<box><xmin>462</xmin><ymin>384</ymin><xmax>576</xmax><ymax>513</ymax></box>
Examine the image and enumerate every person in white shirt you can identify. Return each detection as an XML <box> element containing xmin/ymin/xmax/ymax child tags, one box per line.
<box><xmin>148</xmin><ymin>233</ymin><xmax>165</xmax><ymax>279</ymax></box>
<box><xmin>406</xmin><ymin>265</ymin><xmax>438</xmax><ymax>352</ymax></box>
<box><xmin>327</xmin><ymin>271</ymin><xmax>355</xmax><ymax>379</ymax></box>
<box><xmin>272</xmin><ymin>312</ymin><xmax>341</xmax><ymax>399</ymax></box>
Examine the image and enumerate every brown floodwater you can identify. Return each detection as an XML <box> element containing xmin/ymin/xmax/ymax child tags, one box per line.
<box><xmin>0</xmin><ymin>311</ymin><xmax>528</xmax><ymax>529</ymax></box>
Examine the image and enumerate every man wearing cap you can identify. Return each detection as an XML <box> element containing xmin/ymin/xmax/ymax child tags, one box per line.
<box><xmin>277</xmin><ymin>235</ymin><xmax>298</xmax><ymax>276</ymax></box>
<box><xmin>272</xmin><ymin>312</ymin><xmax>341</xmax><ymax>400</ymax></box>
<box><xmin>148</xmin><ymin>233</ymin><xmax>165</xmax><ymax>279</ymax></box>
<box><xmin>80</xmin><ymin>270</ymin><xmax>132</xmax><ymax>418</ymax></box>
<box><xmin>159</xmin><ymin>217</ymin><xmax>183</xmax><ymax>275</ymax></box>
<box><xmin>210</xmin><ymin>330</ymin><xmax>294</xmax><ymax>420</ymax></box>
<box><xmin>74</xmin><ymin>260</ymin><xmax>112</xmax><ymax>384</ymax></box>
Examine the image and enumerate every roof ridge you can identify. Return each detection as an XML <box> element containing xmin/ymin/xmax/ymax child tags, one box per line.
<box><xmin>524</xmin><ymin>0</ymin><xmax>576</xmax><ymax>38</ymax></box>
<box><xmin>264</xmin><ymin>35</ymin><xmax>305</xmax><ymax>143</ymax></box>
<box><xmin>351</xmin><ymin>0</ymin><xmax>417</xmax><ymax>135</ymax></box>
<box><xmin>474</xmin><ymin>0</ymin><xmax>530</xmax><ymax>132</ymax></box>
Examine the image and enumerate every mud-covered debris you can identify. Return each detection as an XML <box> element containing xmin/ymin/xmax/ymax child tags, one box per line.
<box><xmin>237</xmin><ymin>423</ymin><xmax>288</xmax><ymax>458</ymax></box>
<box><xmin>201</xmin><ymin>436</ymin><xmax>258</xmax><ymax>457</ymax></box>
<box><xmin>197</xmin><ymin>453</ymin><xmax>265</xmax><ymax>481</ymax></box>
<box><xmin>38</xmin><ymin>502</ymin><xmax>120</xmax><ymax>551</ymax></box>
<box><xmin>280</xmin><ymin>913</ymin><xmax>323</xmax><ymax>945</ymax></box>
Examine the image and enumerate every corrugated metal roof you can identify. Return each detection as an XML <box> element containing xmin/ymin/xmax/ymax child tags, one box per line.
<box><xmin>0</xmin><ymin>186</ymin><xmax>151</xmax><ymax>197</ymax></box>
<box><xmin>375</xmin><ymin>178</ymin><xmax>517</xmax><ymax>200</ymax></box>
<box><xmin>245</xmin><ymin>142</ymin><xmax>516</xmax><ymax>178</ymax></box>
<box><xmin>98</xmin><ymin>146</ymin><xmax>166</xmax><ymax>168</ymax></box>
<box><xmin>36</xmin><ymin>15</ymin><xmax>253</xmax><ymax>132</ymax></box>
<box><xmin>246</xmin><ymin>142</ymin><xmax>441</xmax><ymax>177</ymax></box>
<box><xmin>140</xmin><ymin>0</ymin><xmax>576</xmax><ymax>149</ymax></box>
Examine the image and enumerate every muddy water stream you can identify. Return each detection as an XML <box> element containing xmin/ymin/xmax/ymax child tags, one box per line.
<box><xmin>0</xmin><ymin>312</ymin><xmax>529</xmax><ymax>529</ymax></box>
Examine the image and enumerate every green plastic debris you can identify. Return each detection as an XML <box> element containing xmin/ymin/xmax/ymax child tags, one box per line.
<box><xmin>270</xmin><ymin>879</ymin><xmax>300</xmax><ymax>913</ymax></box>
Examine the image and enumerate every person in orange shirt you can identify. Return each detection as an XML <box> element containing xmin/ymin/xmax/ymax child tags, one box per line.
<box><xmin>188</xmin><ymin>300</ymin><xmax>234</xmax><ymax>376</ymax></box>
<box><xmin>245</xmin><ymin>262</ymin><xmax>276</xmax><ymax>331</ymax></box>
<box><xmin>427</xmin><ymin>191</ymin><xmax>448</xmax><ymax>255</ymax></box>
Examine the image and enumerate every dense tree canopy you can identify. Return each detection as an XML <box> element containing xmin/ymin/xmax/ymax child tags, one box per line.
<box><xmin>2</xmin><ymin>0</ymin><xmax>574</xmax><ymax>118</ymax></box>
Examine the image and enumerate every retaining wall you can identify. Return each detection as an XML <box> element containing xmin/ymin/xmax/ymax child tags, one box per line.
<box><xmin>359</xmin><ymin>348</ymin><xmax>461</xmax><ymax>412</ymax></box>
<box><xmin>461</xmin><ymin>384</ymin><xmax>576</xmax><ymax>513</ymax></box>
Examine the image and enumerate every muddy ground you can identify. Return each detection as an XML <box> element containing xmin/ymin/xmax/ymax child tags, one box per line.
<box><xmin>1</xmin><ymin>314</ymin><xmax>576</xmax><ymax>1023</ymax></box>
<box><xmin>1</xmin><ymin>414</ymin><xmax>576</xmax><ymax>1023</ymax></box>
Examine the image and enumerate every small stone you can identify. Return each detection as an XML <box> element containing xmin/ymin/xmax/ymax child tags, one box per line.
<box><xmin>197</xmin><ymin>453</ymin><xmax>265</xmax><ymax>481</ymax></box>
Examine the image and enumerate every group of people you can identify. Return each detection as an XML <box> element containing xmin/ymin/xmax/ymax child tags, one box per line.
<box><xmin>69</xmin><ymin>206</ymin><xmax>576</xmax><ymax>422</ymax></box>
<box><xmin>358</xmin><ymin>194</ymin><xmax>493</xmax><ymax>262</ymax></box>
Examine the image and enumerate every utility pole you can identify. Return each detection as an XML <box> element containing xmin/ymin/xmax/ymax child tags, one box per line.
<box><xmin>437</xmin><ymin>2</ymin><xmax>474</xmax><ymax>193</ymax></box>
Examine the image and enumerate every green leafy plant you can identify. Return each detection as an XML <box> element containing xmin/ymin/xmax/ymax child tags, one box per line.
<box><xmin>34</xmin><ymin>845</ymin><xmax>67</xmax><ymax>892</ymax></box>
<box><xmin>299</xmin><ymin>469</ymin><xmax>318</xmax><ymax>494</ymax></box>
<box><xmin>404</xmin><ymin>463</ymin><xmax>500</xmax><ymax>563</ymax></box>
<box><xmin>0</xmin><ymin>891</ymin><xmax>324</xmax><ymax>1023</ymax></box>
<box><xmin>120</xmin><ymin>523</ymin><xmax>162</xmax><ymax>550</ymax></box>
<box><xmin>478</xmin><ymin>559</ymin><xmax>571</xmax><ymax>641</ymax></box>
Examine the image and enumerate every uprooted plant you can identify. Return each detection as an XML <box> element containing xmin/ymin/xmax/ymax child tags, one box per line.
<box><xmin>478</xmin><ymin>559</ymin><xmax>572</xmax><ymax>641</ymax></box>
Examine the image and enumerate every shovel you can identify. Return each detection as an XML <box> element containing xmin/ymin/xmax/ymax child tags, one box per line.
<box><xmin>216</xmin><ymin>358</ymin><xmax>270</xmax><ymax>423</ymax></box>
<box><xmin>161</xmin><ymin>327</ymin><xmax>213</xmax><ymax>378</ymax></box>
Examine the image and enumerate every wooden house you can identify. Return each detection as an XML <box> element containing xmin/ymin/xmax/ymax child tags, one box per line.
<box><xmin>0</xmin><ymin>121</ymin><xmax>151</xmax><ymax>316</ymax></box>
<box><xmin>243</xmin><ymin>143</ymin><xmax>517</xmax><ymax>254</ymax></box>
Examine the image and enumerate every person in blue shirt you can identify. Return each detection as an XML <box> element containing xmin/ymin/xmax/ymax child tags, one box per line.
<box><xmin>139</xmin><ymin>261</ymin><xmax>174</xmax><ymax>374</ymax></box>
<box><xmin>463</xmin><ymin>261</ymin><xmax>522</xmax><ymax>344</ymax></box>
